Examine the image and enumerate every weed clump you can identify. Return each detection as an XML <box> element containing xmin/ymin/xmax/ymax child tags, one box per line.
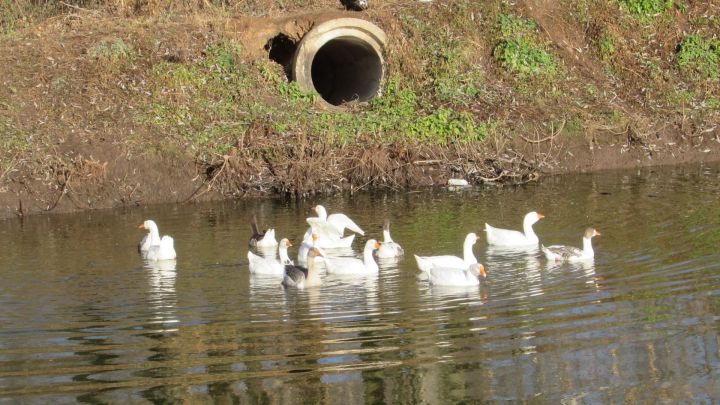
<box><xmin>88</xmin><ymin>38</ymin><xmax>137</xmax><ymax>61</ymax></box>
<box><xmin>618</xmin><ymin>0</ymin><xmax>673</xmax><ymax>17</ymax></box>
<box><xmin>0</xmin><ymin>116</ymin><xmax>27</xmax><ymax>152</ymax></box>
<box><xmin>676</xmin><ymin>34</ymin><xmax>720</xmax><ymax>80</ymax></box>
<box><xmin>493</xmin><ymin>14</ymin><xmax>558</xmax><ymax>79</ymax></box>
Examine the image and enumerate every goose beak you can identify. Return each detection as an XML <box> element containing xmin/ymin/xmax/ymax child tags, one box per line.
<box><xmin>478</xmin><ymin>264</ymin><xmax>487</xmax><ymax>278</ymax></box>
<box><xmin>286</xmin><ymin>240</ymin><xmax>293</xmax><ymax>247</ymax></box>
<box><xmin>537</xmin><ymin>213</ymin><xmax>545</xmax><ymax>219</ymax></box>
<box><xmin>374</xmin><ymin>242</ymin><xmax>381</xmax><ymax>249</ymax></box>
<box><xmin>138</xmin><ymin>223</ymin><xmax>145</xmax><ymax>229</ymax></box>
<box><xmin>595</xmin><ymin>230</ymin><xmax>601</xmax><ymax>236</ymax></box>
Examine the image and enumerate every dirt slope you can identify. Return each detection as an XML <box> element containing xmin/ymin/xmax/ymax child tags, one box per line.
<box><xmin>0</xmin><ymin>1</ymin><xmax>718</xmax><ymax>219</ymax></box>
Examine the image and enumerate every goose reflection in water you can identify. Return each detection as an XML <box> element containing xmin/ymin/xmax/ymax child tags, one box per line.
<box><xmin>545</xmin><ymin>258</ymin><xmax>600</xmax><ymax>292</ymax></box>
<box><xmin>144</xmin><ymin>259</ymin><xmax>178</xmax><ymax>333</ymax></box>
<box><xmin>317</xmin><ymin>274</ymin><xmax>381</xmax><ymax>396</ymax></box>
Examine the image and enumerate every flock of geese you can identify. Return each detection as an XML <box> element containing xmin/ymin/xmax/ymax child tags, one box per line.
<box><xmin>137</xmin><ymin>206</ymin><xmax>601</xmax><ymax>288</ymax></box>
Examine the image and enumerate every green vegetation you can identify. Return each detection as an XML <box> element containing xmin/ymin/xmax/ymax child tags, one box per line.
<box><xmin>493</xmin><ymin>14</ymin><xmax>558</xmax><ymax>78</ymax></box>
<box><xmin>618</xmin><ymin>0</ymin><xmax>673</xmax><ymax>17</ymax></box>
<box><xmin>598</xmin><ymin>31</ymin><xmax>617</xmax><ymax>63</ymax></box>
<box><xmin>88</xmin><ymin>38</ymin><xmax>133</xmax><ymax>60</ymax></box>
<box><xmin>394</xmin><ymin>4</ymin><xmax>487</xmax><ymax>108</ymax></box>
<box><xmin>676</xmin><ymin>34</ymin><xmax>720</xmax><ymax>79</ymax></box>
<box><xmin>88</xmin><ymin>38</ymin><xmax>137</xmax><ymax>63</ymax></box>
<box><xmin>0</xmin><ymin>116</ymin><xmax>27</xmax><ymax>153</ymax></box>
<box><xmin>142</xmin><ymin>39</ymin><xmax>490</xmax><ymax>159</ymax></box>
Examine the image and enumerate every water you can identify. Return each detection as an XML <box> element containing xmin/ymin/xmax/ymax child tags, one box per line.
<box><xmin>1</xmin><ymin>163</ymin><xmax>720</xmax><ymax>403</ymax></box>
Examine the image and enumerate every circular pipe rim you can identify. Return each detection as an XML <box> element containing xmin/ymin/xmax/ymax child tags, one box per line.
<box><xmin>292</xmin><ymin>18</ymin><xmax>387</xmax><ymax>107</ymax></box>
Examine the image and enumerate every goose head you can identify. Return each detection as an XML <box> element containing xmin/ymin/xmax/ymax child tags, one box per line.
<box><xmin>468</xmin><ymin>263</ymin><xmax>487</xmax><ymax>278</ymax></box>
<box><xmin>464</xmin><ymin>233</ymin><xmax>480</xmax><ymax>245</ymax></box>
<box><xmin>313</xmin><ymin>205</ymin><xmax>328</xmax><ymax>220</ymax></box>
<box><xmin>139</xmin><ymin>219</ymin><xmax>158</xmax><ymax>232</ymax></box>
<box><xmin>584</xmin><ymin>228</ymin><xmax>601</xmax><ymax>239</ymax></box>
<box><xmin>524</xmin><ymin>211</ymin><xmax>545</xmax><ymax>226</ymax></box>
<box><xmin>307</xmin><ymin>247</ymin><xmax>323</xmax><ymax>260</ymax></box>
<box><xmin>364</xmin><ymin>239</ymin><xmax>381</xmax><ymax>251</ymax></box>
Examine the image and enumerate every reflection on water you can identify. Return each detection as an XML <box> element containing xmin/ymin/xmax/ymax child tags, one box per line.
<box><xmin>1</xmin><ymin>163</ymin><xmax>720</xmax><ymax>402</ymax></box>
<box><xmin>145</xmin><ymin>260</ymin><xmax>178</xmax><ymax>333</ymax></box>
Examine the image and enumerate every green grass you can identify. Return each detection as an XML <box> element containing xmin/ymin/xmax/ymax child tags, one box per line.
<box><xmin>493</xmin><ymin>14</ymin><xmax>558</xmax><ymax>78</ymax></box>
<box><xmin>676</xmin><ymin>34</ymin><xmax>720</xmax><ymax>80</ymax></box>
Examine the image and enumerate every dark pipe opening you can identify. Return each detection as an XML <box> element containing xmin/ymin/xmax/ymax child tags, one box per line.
<box><xmin>265</xmin><ymin>34</ymin><xmax>297</xmax><ymax>80</ymax></box>
<box><xmin>310</xmin><ymin>36</ymin><xmax>383</xmax><ymax>106</ymax></box>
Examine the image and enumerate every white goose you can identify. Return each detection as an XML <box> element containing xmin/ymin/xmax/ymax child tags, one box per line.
<box><xmin>139</xmin><ymin>220</ymin><xmax>176</xmax><ymax>261</ymax></box>
<box><xmin>414</xmin><ymin>233</ymin><xmax>480</xmax><ymax>271</ymax></box>
<box><xmin>485</xmin><ymin>211</ymin><xmax>544</xmax><ymax>247</ymax></box>
<box><xmin>146</xmin><ymin>236</ymin><xmax>177</xmax><ymax>261</ymax></box>
<box><xmin>324</xmin><ymin>239</ymin><xmax>380</xmax><ymax>275</ymax></box>
<box><xmin>138</xmin><ymin>219</ymin><xmax>160</xmax><ymax>257</ymax></box>
<box><xmin>282</xmin><ymin>247</ymin><xmax>324</xmax><ymax>289</ymax></box>
<box><xmin>376</xmin><ymin>219</ymin><xmax>404</xmax><ymax>258</ymax></box>
<box><xmin>305</xmin><ymin>205</ymin><xmax>364</xmax><ymax>248</ymax></box>
<box><xmin>422</xmin><ymin>263</ymin><xmax>487</xmax><ymax>286</ymax></box>
<box><xmin>297</xmin><ymin>233</ymin><xmax>319</xmax><ymax>264</ymax></box>
<box><xmin>249</xmin><ymin>216</ymin><xmax>278</xmax><ymax>248</ymax></box>
<box><xmin>248</xmin><ymin>238</ymin><xmax>293</xmax><ymax>275</ymax></box>
<box><xmin>542</xmin><ymin>228</ymin><xmax>600</xmax><ymax>262</ymax></box>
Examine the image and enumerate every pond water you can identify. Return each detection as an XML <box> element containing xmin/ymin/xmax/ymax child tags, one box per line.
<box><xmin>1</xmin><ymin>163</ymin><xmax>720</xmax><ymax>403</ymax></box>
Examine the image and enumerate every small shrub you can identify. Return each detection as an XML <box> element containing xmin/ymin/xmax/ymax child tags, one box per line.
<box><xmin>0</xmin><ymin>116</ymin><xmax>27</xmax><ymax>152</ymax></box>
<box><xmin>676</xmin><ymin>35</ymin><xmax>720</xmax><ymax>79</ymax></box>
<box><xmin>88</xmin><ymin>38</ymin><xmax>136</xmax><ymax>61</ymax></box>
<box><xmin>493</xmin><ymin>14</ymin><xmax>557</xmax><ymax>78</ymax></box>
<box><xmin>599</xmin><ymin>33</ymin><xmax>616</xmax><ymax>62</ymax></box>
<box><xmin>708</xmin><ymin>98</ymin><xmax>719</xmax><ymax>110</ymax></box>
<box><xmin>494</xmin><ymin>37</ymin><xmax>557</xmax><ymax>78</ymax></box>
<box><xmin>618</xmin><ymin>0</ymin><xmax>673</xmax><ymax>17</ymax></box>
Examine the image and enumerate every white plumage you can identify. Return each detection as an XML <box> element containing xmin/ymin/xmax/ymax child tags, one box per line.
<box><xmin>324</xmin><ymin>239</ymin><xmax>380</xmax><ymax>275</ymax></box>
<box><xmin>414</xmin><ymin>233</ymin><xmax>480</xmax><ymax>271</ymax></box>
<box><xmin>485</xmin><ymin>211</ymin><xmax>544</xmax><ymax>247</ymax></box>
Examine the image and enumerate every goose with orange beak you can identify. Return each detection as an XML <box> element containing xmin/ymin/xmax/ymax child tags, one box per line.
<box><xmin>485</xmin><ymin>211</ymin><xmax>544</xmax><ymax>247</ymax></box>
<box><xmin>139</xmin><ymin>219</ymin><xmax>176</xmax><ymax>261</ymax></box>
<box><xmin>248</xmin><ymin>238</ymin><xmax>293</xmax><ymax>276</ymax></box>
<box><xmin>422</xmin><ymin>263</ymin><xmax>487</xmax><ymax>286</ymax></box>
<box><xmin>282</xmin><ymin>247</ymin><xmax>324</xmax><ymax>289</ymax></box>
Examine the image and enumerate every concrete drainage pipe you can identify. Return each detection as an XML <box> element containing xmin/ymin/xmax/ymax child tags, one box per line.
<box><xmin>292</xmin><ymin>18</ymin><xmax>387</xmax><ymax>107</ymax></box>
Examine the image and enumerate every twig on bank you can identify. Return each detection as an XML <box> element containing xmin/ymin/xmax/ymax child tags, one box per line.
<box><xmin>518</xmin><ymin>120</ymin><xmax>566</xmax><ymax>144</ymax></box>
<box><xmin>413</xmin><ymin>159</ymin><xmax>442</xmax><ymax>165</ymax></box>
<box><xmin>477</xmin><ymin>172</ymin><xmax>505</xmax><ymax>183</ymax></box>
<box><xmin>183</xmin><ymin>155</ymin><xmax>229</xmax><ymax>203</ymax></box>
<box><xmin>59</xmin><ymin>1</ymin><xmax>98</xmax><ymax>13</ymax></box>
<box><xmin>0</xmin><ymin>153</ymin><xmax>22</xmax><ymax>183</ymax></box>
<box><xmin>16</xmin><ymin>199</ymin><xmax>24</xmax><ymax>220</ymax></box>
<box><xmin>44</xmin><ymin>174</ymin><xmax>70</xmax><ymax>212</ymax></box>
